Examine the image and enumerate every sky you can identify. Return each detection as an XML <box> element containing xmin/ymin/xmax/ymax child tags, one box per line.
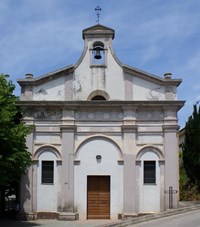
<box><xmin>1</xmin><ymin>0</ymin><xmax>200</xmax><ymax>129</ymax></box>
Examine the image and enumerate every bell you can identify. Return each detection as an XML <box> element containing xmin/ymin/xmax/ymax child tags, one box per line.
<box><xmin>94</xmin><ymin>47</ymin><xmax>102</xmax><ymax>59</ymax></box>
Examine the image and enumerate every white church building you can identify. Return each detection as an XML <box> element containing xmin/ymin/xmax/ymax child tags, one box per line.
<box><xmin>17</xmin><ymin>24</ymin><xmax>184</xmax><ymax>220</ymax></box>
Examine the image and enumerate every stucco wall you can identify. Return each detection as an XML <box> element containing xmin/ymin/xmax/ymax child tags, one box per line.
<box><xmin>133</xmin><ymin>77</ymin><xmax>165</xmax><ymax>101</ymax></box>
<box><xmin>33</xmin><ymin>77</ymin><xmax>65</xmax><ymax>100</ymax></box>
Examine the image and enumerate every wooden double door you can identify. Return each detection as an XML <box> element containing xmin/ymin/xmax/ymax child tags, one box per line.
<box><xmin>87</xmin><ymin>176</ymin><xmax>110</xmax><ymax>219</ymax></box>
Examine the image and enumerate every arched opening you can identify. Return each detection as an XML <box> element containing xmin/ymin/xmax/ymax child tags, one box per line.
<box><xmin>91</xmin><ymin>95</ymin><xmax>106</xmax><ymax>100</ymax></box>
<box><xmin>36</xmin><ymin>149</ymin><xmax>59</xmax><ymax>213</ymax></box>
<box><xmin>92</xmin><ymin>41</ymin><xmax>105</xmax><ymax>64</ymax></box>
<box><xmin>137</xmin><ymin>149</ymin><xmax>161</xmax><ymax>213</ymax></box>
<box><xmin>88</xmin><ymin>90</ymin><xmax>110</xmax><ymax>101</ymax></box>
<box><xmin>74</xmin><ymin>137</ymin><xmax>123</xmax><ymax>219</ymax></box>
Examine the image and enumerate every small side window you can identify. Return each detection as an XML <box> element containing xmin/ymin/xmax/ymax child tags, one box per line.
<box><xmin>144</xmin><ymin>161</ymin><xmax>156</xmax><ymax>184</ymax></box>
<box><xmin>41</xmin><ymin>161</ymin><xmax>54</xmax><ymax>184</ymax></box>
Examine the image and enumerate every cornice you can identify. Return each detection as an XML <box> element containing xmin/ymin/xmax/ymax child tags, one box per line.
<box><xmin>123</xmin><ymin>64</ymin><xmax>182</xmax><ymax>87</ymax></box>
<box><xmin>17</xmin><ymin>65</ymin><xmax>74</xmax><ymax>86</ymax></box>
<box><xmin>121</xmin><ymin>125</ymin><xmax>138</xmax><ymax>132</ymax></box>
<box><xmin>17</xmin><ymin>100</ymin><xmax>185</xmax><ymax>111</ymax></box>
<box><xmin>60</xmin><ymin>125</ymin><xmax>77</xmax><ymax>132</ymax></box>
<box><xmin>82</xmin><ymin>24</ymin><xmax>115</xmax><ymax>39</ymax></box>
<box><xmin>163</xmin><ymin>125</ymin><xmax>180</xmax><ymax>131</ymax></box>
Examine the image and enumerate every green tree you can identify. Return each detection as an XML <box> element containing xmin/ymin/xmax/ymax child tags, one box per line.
<box><xmin>0</xmin><ymin>74</ymin><xmax>32</xmax><ymax>186</ymax></box>
<box><xmin>182</xmin><ymin>104</ymin><xmax>200</xmax><ymax>189</ymax></box>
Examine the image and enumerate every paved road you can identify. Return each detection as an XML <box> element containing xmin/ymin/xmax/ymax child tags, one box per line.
<box><xmin>128</xmin><ymin>209</ymin><xmax>200</xmax><ymax>227</ymax></box>
<box><xmin>1</xmin><ymin>209</ymin><xmax>200</xmax><ymax>227</ymax></box>
<box><xmin>0</xmin><ymin>219</ymin><xmax>117</xmax><ymax>227</ymax></box>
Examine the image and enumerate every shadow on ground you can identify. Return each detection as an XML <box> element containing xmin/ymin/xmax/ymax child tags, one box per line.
<box><xmin>0</xmin><ymin>219</ymin><xmax>42</xmax><ymax>227</ymax></box>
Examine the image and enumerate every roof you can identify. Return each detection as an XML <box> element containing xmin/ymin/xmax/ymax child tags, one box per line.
<box><xmin>17</xmin><ymin>65</ymin><xmax>74</xmax><ymax>86</ymax></box>
<box><xmin>123</xmin><ymin>64</ymin><xmax>182</xmax><ymax>87</ymax></box>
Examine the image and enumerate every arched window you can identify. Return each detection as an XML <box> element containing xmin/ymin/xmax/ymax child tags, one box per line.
<box><xmin>88</xmin><ymin>90</ymin><xmax>110</xmax><ymax>101</ymax></box>
<box><xmin>91</xmin><ymin>95</ymin><xmax>106</xmax><ymax>100</ymax></box>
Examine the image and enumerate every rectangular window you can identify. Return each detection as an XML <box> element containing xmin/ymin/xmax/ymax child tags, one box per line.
<box><xmin>41</xmin><ymin>161</ymin><xmax>54</xmax><ymax>184</ymax></box>
<box><xmin>144</xmin><ymin>161</ymin><xmax>156</xmax><ymax>184</ymax></box>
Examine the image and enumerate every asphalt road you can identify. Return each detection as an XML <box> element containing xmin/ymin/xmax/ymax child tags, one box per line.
<box><xmin>129</xmin><ymin>209</ymin><xmax>200</xmax><ymax>227</ymax></box>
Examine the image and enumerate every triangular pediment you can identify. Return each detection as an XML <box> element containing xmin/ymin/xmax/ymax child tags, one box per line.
<box><xmin>83</xmin><ymin>24</ymin><xmax>114</xmax><ymax>32</ymax></box>
<box><xmin>82</xmin><ymin>24</ymin><xmax>115</xmax><ymax>39</ymax></box>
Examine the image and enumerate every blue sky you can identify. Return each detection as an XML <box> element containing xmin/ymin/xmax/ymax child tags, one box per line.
<box><xmin>1</xmin><ymin>0</ymin><xmax>200</xmax><ymax>128</ymax></box>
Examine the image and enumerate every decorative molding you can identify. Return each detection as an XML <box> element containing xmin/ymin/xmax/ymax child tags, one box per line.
<box><xmin>136</xmin><ymin>110</ymin><xmax>164</xmax><ymax>121</ymax></box>
<box><xmin>74</xmin><ymin>110</ymin><xmax>124</xmax><ymax>121</ymax></box>
<box><xmin>60</xmin><ymin>125</ymin><xmax>77</xmax><ymax>132</ymax></box>
<box><xmin>159</xmin><ymin>160</ymin><xmax>165</xmax><ymax>165</ymax></box>
<box><xmin>34</xmin><ymin>142</ymin><xmax>61</xmax><ymax>146</ymax></box>
<box><xmin>32</xmin><ymin>160</ymin><xmax>39</xmax><ymax>164</ymax></box>
<box><xmin>74</xmin><ymin>160</ymin><xmax>80</xmax><ymax>165</ymax></box>
<box><xmin>136</xmin><ymin>145</ymin><xmax>164</xmax><ymax>160</ymax></box>
<box><xmin>118</xmin><ymin>160</ymin><xmax>124</xmax><ymax>165</ymax></box>
<box><xmin>164</xmin><ymin>109</ymin><xmax>177</xmax><ymax>118</ymax></box>
<box><xmin>136</xmin><ymin>160</ymin><xmax>141</xmax><ymax>166</ymax></box>
<box><xmin>34</xmin><ymin>110</ymin><xmax>62</xmax><ymax>119</ymax></box>
<box><xmin>165</xmin><ymin>86</ymin><xmax>176</xmax><ymax>94</ymax></box>
<box><xmin>21</xmin><ymin>107</ymin><xmax>62</xmax><ymax>120</ymax></box>
<box><xmin>163</xmin><ymin>125</ymin><xmax>180</xmax><ymax>131</ymax></box>
<box><xmin>121</xmin><ymin>125</ymin><xmax>138</xmax><ymax>133</ymax></box>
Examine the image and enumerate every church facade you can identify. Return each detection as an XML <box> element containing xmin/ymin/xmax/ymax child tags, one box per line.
<box><xmin>17</xmin><ymin>24</ymin><xmax>184</xmax><ymax>220</ymax></box>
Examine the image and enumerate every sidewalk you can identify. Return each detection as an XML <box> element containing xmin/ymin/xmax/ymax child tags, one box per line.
<box><xmin>97</xmin><ymin>203</ymin><xmax>200</xmax><ymax>227</ymax></box>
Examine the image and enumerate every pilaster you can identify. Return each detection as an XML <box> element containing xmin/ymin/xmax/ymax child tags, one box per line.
<box><xmin>122</xmin><ymin>124</ymin><xmax>137</xmax><ymax>215</ymax></box>
<box><xmin>20</xmin><ymin>131</ymin><xmax>34</xmax><ymax>216</ymax></box>
<box><xmin>124</xmin><ymin>73</ymin><xmax>133</xmax><ymax>100</ymax></box>
<box><xmin>163</xmin><ymin>125</ymin><xmax>179</xmax><ymax>209</ymax></box>
<box><xmin>60</xmin><ymin>125</ymin><xmax>76</xmax><ymax>212</ymax></box>
<box><xmin>65</xmin><ymin>74</ymin><xmax>73</xmax><ymax>100</ymax></box>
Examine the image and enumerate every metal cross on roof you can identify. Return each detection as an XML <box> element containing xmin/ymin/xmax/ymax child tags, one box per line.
<box><xmin>95</xmin><ymin>6</ymin><xmax>102</xmax><ymax>24</ymax></box>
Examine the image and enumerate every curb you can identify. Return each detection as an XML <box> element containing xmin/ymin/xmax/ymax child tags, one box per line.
<box><xmin>96</xmin><ymin>204</ymin><xmax>200</xmax><ymax>227</ymax></box>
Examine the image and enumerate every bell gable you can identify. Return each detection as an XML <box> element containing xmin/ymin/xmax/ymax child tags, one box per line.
<box><xmin>17</xmin><ymin>24</ymin><xmax>182</xmax><ymax>102</ymax></box>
